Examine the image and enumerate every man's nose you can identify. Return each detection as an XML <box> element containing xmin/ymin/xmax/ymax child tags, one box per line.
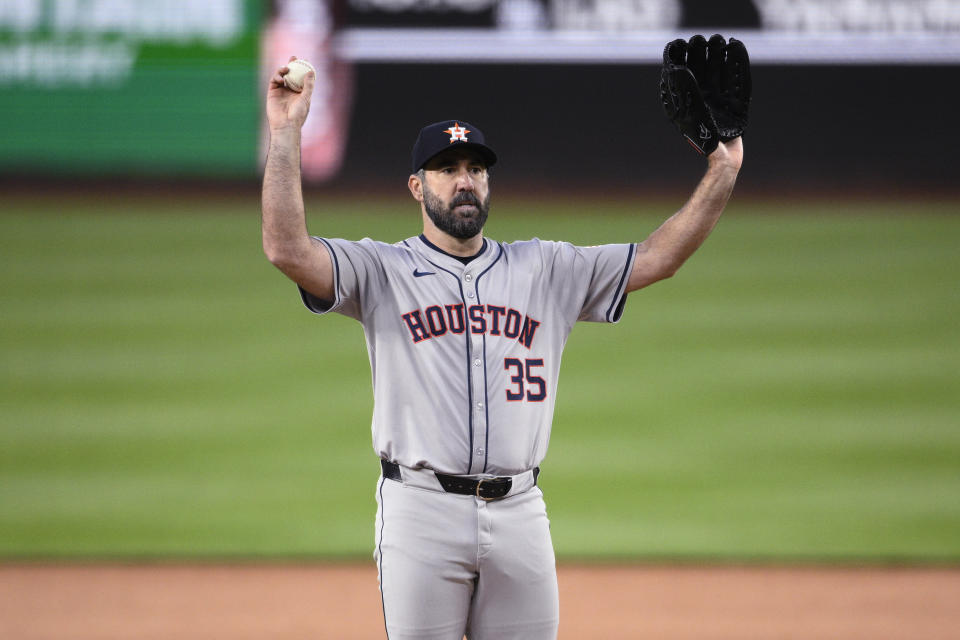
<box><xmin>455</xmin><ymin>170</ymin><xmax>475</xmax><ymax>191</ymax></box>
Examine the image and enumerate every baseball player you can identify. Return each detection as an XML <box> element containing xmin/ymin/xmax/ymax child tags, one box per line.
<box><xmin>262</xmin><ymin>35</ymin><xmax>750</xmax><ymax>640</ymax></box>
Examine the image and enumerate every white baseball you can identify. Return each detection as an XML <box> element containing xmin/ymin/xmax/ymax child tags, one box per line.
<box><xmin>283</xmin><ymin>59</ymin><xmax>315</xmax><ymax>93</ymax></box>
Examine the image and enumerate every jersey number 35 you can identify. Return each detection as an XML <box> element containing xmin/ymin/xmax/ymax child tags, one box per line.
<box><xmin>504</xmin><ymin>358</ymin><xmax>546</xmax><ymax>402</ymax></box>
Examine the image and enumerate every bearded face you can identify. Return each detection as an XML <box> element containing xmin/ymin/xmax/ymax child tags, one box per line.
<box><xmin>421</xmin><ymin>179</ymin><xmax>491</xmax><ymax>240</ymax></box>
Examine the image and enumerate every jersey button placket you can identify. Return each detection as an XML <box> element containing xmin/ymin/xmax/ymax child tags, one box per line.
<box><xmin>469</xmin><ymin>276</ymin><xmax>486</xmax><ymax>471</ymax></box>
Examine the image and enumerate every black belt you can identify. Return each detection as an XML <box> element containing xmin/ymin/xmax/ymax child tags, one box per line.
<box><xmin>380</xmin><ymin>459</ymin><xmax>538</xmax><ymax>501</ymax></box>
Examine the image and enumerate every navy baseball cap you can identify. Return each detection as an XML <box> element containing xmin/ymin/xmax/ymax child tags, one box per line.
<box><xmin>411</xmin><ymin>120</ymin><xmax>497</xmax><ymax>173</ymax></box>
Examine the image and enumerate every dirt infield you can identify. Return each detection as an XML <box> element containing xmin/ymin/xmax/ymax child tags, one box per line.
<box><xmin>2</xmin><ymin>564</ymin><xmax>958</xmax><ymax>639</ymax></box>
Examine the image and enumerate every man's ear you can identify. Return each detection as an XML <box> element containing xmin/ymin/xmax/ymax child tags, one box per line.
<box><xmin>408</xmin><ymin>173</ymin><xmax>423</xmax><ymax>202</ymax></box>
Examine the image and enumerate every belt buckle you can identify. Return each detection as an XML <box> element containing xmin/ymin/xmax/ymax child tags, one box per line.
<box><xmin>475</xmin><ymin>478</ymin><xmax>497</xmax><ymax>502</ymax></box>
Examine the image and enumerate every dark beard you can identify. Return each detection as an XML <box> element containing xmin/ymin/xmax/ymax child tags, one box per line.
<box><xmin>423</xmin><ymin>185</ymin><xmax>490</xmax><ymax>240</ymax></box>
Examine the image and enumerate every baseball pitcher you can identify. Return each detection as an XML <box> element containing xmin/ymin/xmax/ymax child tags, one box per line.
<box><xmin>262</xmin><ymin>35</ymin><xmax>750</xmax><ymax>640</ymax></box>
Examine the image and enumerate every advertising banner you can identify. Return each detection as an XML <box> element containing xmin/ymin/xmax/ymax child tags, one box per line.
<box><xmin>0</xmin><ymin>0</ymin><xmax>263</xmax><ymax>177</ymax></box>
<box><xmin>337</xmin><ymin>0</ymin><xmax>960</xmax><ymax>64</ymax></box>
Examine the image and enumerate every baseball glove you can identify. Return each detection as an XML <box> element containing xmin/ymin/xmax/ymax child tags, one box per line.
<box><xmin>660</xmin><ymin>34</ymin><xmax>751</xmax><ymax>155</ymax></box>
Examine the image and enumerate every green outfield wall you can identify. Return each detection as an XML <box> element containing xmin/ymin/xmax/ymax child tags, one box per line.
<box><xmin>0</xmin><ymin>0</ymin><xmax>263</xmax><ymax>177</ymax></box>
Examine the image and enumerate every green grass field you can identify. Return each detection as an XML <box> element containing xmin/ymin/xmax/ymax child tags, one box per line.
<box><xmin>2</xmin><ymin>194</ymin><xmax>958</xmax><ymax>562</ymax></box>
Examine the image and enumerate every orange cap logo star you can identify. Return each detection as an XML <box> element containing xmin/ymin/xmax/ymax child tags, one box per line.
<box><xmin>443</xmin><ymin>123</ymin><xmax>470</xmax><ymax>143</ymax></box>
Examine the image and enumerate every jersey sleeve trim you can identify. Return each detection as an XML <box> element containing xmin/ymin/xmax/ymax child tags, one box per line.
<box><xmin>605</xmin><ymin>242</ymin><xmax>637</xmax><ymax>323</ymax></box>
<box><xmin>298</xmin><ymin>236</ymin><xmax>342</xmax><ymax>315</ymax></box>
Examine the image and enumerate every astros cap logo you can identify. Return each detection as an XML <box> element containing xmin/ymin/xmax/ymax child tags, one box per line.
<box><xmin>444</xmin><ymin>123</ymin><xmax>470</xmax><ymax>143</ymax></box>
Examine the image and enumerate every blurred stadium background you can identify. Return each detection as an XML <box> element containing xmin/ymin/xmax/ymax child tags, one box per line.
<box><xmin>1</xmin><ymin>0</ymin><xmax>958</xmax><ymax>565</ymax></box>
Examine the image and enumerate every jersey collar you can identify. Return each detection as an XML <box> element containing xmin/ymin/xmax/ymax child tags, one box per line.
<box><xmin>418</xmin><ymin>234</ymin><xmax>487</xmax><ymax>264</ymax></box>
<box><xmin>412</xmin><ymin>234</ymin><xmax>500</xmax><ymax>273</ymax></box>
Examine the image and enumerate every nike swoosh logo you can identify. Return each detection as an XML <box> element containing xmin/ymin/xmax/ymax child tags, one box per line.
<box><xmin>413</xmin><ymin>268</ymin><xmax>435</xmax><ymax>277</ymax></box>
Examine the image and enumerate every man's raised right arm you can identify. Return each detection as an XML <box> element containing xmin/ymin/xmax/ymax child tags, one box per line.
<box><xmin>261</xmin><ymin>57</ymin><xmax>335</xmax><ymax>301</ymax></box>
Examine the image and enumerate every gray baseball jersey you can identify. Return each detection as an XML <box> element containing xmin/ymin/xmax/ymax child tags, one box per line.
<box><xmin>299</xmin><ymin>233</ymin><xmax>637</xmax><ymax>476</ymax></box>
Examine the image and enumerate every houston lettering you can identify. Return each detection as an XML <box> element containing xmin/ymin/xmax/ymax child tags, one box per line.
<box><xmin>401</xmin><ymin>304</ymin><xmax>541</xmax><ymax>349</ymax></box>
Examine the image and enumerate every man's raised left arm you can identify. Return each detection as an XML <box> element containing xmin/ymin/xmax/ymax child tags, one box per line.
<box><xmin>626</xmin><ymin>137</ymin><xmax>742</xmax><ymax>292</ymax></box>
<box><xmin>628</xmin><ymin>34</ymin><xmax>750</xmax><ymax>292</ymax></box>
